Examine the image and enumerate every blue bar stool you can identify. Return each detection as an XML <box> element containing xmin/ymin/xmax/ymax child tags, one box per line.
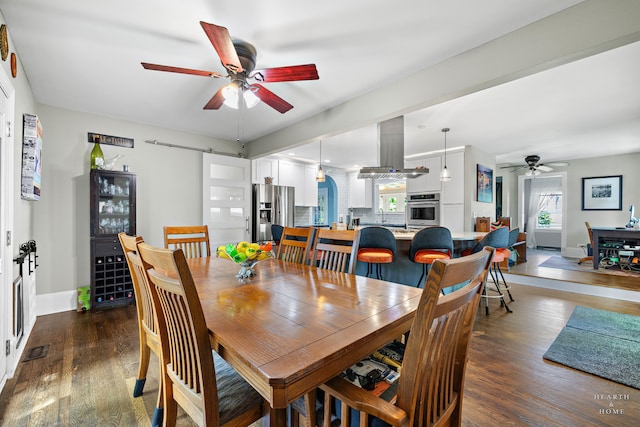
<box><xmin>409</xmin><ymin>226</ymin><xmax>454</xmax><ymax>288</ymax></box>
<box><xmin>356</xmin><ymin>227</ymin><xmax>397</xmax><ymax>280</ymax></box>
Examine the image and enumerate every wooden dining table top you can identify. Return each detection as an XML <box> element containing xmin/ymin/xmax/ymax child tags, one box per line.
<box><xmin>186</xmin><ymin>255</ymin><xmax>423</xmax><ymax>426</ymax></box>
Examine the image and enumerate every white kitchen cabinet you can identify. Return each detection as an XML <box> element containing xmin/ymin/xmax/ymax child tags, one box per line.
<box><xmin>279</xmin><ymin>161</ymin><xmax>304</xmax><ymax>205</ymax></box>
<box><xmin>251</xmin><ymin>158</ymin><xmax>279</xmax><ymax>184</ymax></box>
<box><xmin>441</xmin><ymin>151</ymin><xmax>464</xmax><ymax>204</ymax></box>
<box><xmin>440</xmin><ymin>204</ymin><xmax>464</xmax><ymax>234</ymax></box>
<box><xmin>406</xmin><ymin>156</ymin><xmax>441</xmax><ymax>194</ymax></box>
<box><xmin>279</xmin><ymin>160</ymin><xmax>318</xmax><ymax>207</ymax></box>
<box><xmin>304</xmin><ymin>165</ymin><xmax>318</xmax><ymax>207</ymax></box>
<box><xmin>348</xmin><ymin>172</ymin><xmax>372</xmax><ymax>208</ymax></box>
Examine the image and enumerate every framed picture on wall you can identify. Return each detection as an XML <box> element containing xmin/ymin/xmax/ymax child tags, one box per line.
<box><xmin>476</xmin><ymin>164</ymin><xmax>493</xmax><ymax>203</ymax></box>
<box><xmin>581</xmin><ymin>175</ymin><xmax>622</xmax><ymax>210</ymax></box>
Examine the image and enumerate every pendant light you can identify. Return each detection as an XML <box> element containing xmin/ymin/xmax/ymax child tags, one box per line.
<box><xmin>316</xmin><ymin>141</ymin><xmax>326</xmax><ymax>182</ymax></box>
<box><xmin>316</xmin><ymin>140</ymin><xmax>325</xmax><ymax>182</ymax></box>
<box><xmin>440</xmin><ymin>127</ymin><xmax>452</xmax><ymax>182</ymax></box>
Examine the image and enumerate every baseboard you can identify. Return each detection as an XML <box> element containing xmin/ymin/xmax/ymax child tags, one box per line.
<box><xmin>564</xmin><ymin>246</ymin><xmax>587</xmax><ymax>259</ymax></box>
<box><xmin>36</xmin><ymin>290</ymin><xmax>77</xmax><ymax>316</ymax></box>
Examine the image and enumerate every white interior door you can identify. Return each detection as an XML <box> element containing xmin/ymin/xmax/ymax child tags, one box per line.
<box><xmin>0</xmin><ymin>63</ymin><xmax>15</xmax><ymax>388</ymax></box>
<box><xmin>202</xmin><ymin>153</ymin><xmax>251</xmax><ymax>249</ymax></box>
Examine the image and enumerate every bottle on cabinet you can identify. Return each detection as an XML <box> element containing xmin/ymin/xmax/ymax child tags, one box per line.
<box><xmin>90</xmin><ymin>136</ymin><xmax>104</xmax><ymax>170</ymax></box>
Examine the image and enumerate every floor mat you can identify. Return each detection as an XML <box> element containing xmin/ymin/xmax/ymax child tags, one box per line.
<box><xmin>538</xmin><ymin>255</ymin><xmax>640</xmax><ymax>278</ymax></box>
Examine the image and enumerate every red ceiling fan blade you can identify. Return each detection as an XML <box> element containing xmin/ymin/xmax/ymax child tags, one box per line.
<box><xmin>141</xmin><ymin>62</ymin><xmax>224</xmax><ymax>78</ymax></box>
<box><xmin>250</xmin><ymin>64</ymin><xmax>319</xmax><ymax>83</ymax></box>
<box><xmin>252</xmin><ymin>84</ymin><xmax>293</xmax><ymax>114</ymax></box>
<box><xmin>200</xmin><ymin>21</ymin><xmax>243</xmax><ymax>73</ymax></box>
<box><xmin>203</xmin><ymin>87</ymin><xmax>226</xmax><ymax>110</ymax></box>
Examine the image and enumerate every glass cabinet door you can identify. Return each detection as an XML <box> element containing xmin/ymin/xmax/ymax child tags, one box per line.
<box><xmin>90</xmin><ymin>170</ymin><xmax>136</xmax><ymax>237</ymax></box>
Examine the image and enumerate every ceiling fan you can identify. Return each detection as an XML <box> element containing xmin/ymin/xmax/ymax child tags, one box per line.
<box><xmin>501</xmin><ymin>155</ymin><xmax>569</xmax><ymax>175</ymax></box>
<box><xmin>141</xmin><ymin>21</ymin><xmax>319</xmax><ymax>114</ymax></box>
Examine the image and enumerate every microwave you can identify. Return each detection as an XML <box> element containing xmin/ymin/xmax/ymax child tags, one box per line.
<box><xmin>406</xmin><ymin>193</ymin><xmax>440</xmax><ymax>228</ymax></box>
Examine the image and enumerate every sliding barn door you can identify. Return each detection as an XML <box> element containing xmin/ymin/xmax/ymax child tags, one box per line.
<box><xmin>202</xmin><ymin>153</ymin><xmax>251</xmax><ymax>249</ymax></box>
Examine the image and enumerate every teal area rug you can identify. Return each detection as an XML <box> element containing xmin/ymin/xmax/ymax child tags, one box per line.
<box><xmin>543</xmin><ymin>306</ymin><xmax>640</xmax><ymax>389</ymax></box>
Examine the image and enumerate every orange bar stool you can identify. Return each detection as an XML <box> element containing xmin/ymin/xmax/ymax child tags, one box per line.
<box><xmin>356</xmin><ymin>227</ymin><xmax>397</xmax><ymax>280</ymax></box>
<box><xmin>409</xmin><ymin>227</ymin><xmax>454</xmax><ymax>288</ymax></box>
<box><xmin>461</xmin><ymin>226</ymin><xmax>513</xmax><ymax>314</ymax></box>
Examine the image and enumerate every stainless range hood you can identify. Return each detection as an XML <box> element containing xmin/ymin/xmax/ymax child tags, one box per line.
<box><xmin>357</xmin><ymin>116</ymin><xmax>428</xmax><ymax>179</ymax></box>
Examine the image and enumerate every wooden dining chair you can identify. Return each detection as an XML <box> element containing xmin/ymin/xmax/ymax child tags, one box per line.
<box><xmin>136</xmin><ymin>242</ymin><xmax>268</xmax><ymax>427</ymax></box>
<box><xmin>163</xmin><ymin>225</ymin><xmax>211</xmax><ymax>258</ymax></box>
<box><xmin>319</xmin><ymin>247</ymin><xmax>495</xmax><ymax>427</ymax></box>
<box><xmin>311</xmin><ymin>229</ymin><xmax>361</xmax><ymax>274</ymax></box>
<box><xmin>118</xmin><ymin>232</ymin><xmax>164</xmax><ymax>427</ymax></box>
<box><xmin>276</xmin><ymin>226</ymin><xmax>314</xmax><ymax>264</ymax></box>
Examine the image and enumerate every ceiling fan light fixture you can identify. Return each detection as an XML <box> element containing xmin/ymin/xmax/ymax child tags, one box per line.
<box><xmin>243</xmin><ymin>87</ymin><xmax>260</xmax><ymax>108</ymax></box>
<box><xmin>440</xmin><ymin>127</ymin><xmax>452</xmax><ymax>182</ymax></box>
<box><xmin>222</xmin><ymin>82</ymin><xmax>239</xmax><ymax>109</ymax></box>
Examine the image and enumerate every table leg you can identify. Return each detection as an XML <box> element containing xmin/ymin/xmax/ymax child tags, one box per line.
<box><xmin>269</xmin><ymin>407</ymin><xmax>287</xmax><ymax>427</ymax></box>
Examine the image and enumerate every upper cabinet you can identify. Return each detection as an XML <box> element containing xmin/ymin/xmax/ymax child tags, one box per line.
<box><xmin>252</xmin><ymin>158</ymin><xmax>279</xmax><ymax>185</ymax></box>
<box><xmin>406</xmin><ymin>156</ymin><xmax>442</xmax><ymax>194</ymax></box>
<box><xmin>441</xmin><ymin>151</ymin><xmax>464</xmax><ymax>204</ymax></box>
<box><xmin>304</xmin><ymin>165</ymin><xmax>318</xmax><ymax>207</ymax></box>
<box><xmin>278</xmin><ymin>160</ymin><xmax>317</xmax><ymax>207</ymax></box>
<box><xmin>348</xmin><ymin>172</ymin><xmax>373</xmax><ymax>208</ymax></box>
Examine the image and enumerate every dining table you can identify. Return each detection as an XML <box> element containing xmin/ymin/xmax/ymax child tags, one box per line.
<box><xmin>186</xmin><ymin>255</ymin><xmax>423</xmax><ymax>427</ymax></box>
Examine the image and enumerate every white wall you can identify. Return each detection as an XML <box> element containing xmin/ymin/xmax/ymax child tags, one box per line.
<box><xmin>33</xmin><ymin>105</ymin><xmax>238</xmax><ymax>302</ymax></box>
<box><xmin>504</xmin><ymin>152</ymin><xmax>640</xmax><ymax>255</ymax></box>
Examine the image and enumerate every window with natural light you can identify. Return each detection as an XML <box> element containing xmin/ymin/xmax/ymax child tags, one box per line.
<box><xmin>537</xmin><ymin>192</ymin><xmax>562</xmax><ymax>229</ymax></box>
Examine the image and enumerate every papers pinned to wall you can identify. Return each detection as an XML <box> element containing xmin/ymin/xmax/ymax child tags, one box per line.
<box><xmin>21</xmin><ymin>113</ymin><xmax>42</xmax><ymax>201</ymax></box>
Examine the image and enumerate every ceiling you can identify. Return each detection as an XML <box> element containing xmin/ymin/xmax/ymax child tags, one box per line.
<box><xmin>1</xmin><ymin>0</ymin><xmax>639</xmax><ymax>170</ymax></box>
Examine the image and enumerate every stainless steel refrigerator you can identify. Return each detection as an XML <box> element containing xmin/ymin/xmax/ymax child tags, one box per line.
<box><xmin>252</xmin><ymin>184</ymin><xmax>295</xmax><ymax>241</ymax></box>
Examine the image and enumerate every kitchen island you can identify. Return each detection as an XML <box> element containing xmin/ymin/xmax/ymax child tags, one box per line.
<box><xmin>354</xmin><ymin>228</ymin><xmax>485</xmax><ymax>288</ymax></box>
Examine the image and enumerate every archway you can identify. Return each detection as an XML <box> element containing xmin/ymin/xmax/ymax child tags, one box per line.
<box><xmin>317</xmin><ymin>175</ymin><xmax>338</xmax><ymax>225</ymax></box>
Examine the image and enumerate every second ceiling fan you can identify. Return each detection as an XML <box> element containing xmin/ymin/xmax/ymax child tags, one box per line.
<box><xmin>142</xmin><ymin>21</ymin><xmax>319</xmax><ymax>113</ymax></box>
<box><xmin>502</xmin><ymin>155</ymin><xmax>569</xmax><ymax>175</ymax></box>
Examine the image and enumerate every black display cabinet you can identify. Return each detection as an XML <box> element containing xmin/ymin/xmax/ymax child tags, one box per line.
<box><xmin>90</xmin><ymin>170</ymin><xmax>136</xmax><ymax>309</ymax></box>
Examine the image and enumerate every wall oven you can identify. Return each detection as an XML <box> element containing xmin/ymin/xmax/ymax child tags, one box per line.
<box><xmin>406</xmin><ymin>193</ymin><xmax>440</xmax><ymax>228</ymax></box>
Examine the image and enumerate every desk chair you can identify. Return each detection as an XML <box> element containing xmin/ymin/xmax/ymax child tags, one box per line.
<box><xmin>137</xmin><ymin>243</ymin><xmax>268</xmax><ymax>427</ymax></box>
<box><xmin>462</xmin><ymin>227</ymin><xmax>513</xmax><ymax>314</ymax></box>
<box><xmin>319</xmin><ymin>247</ymin><xmax>494</xmax><ymax>427</ymax></box>
<box><xmin>119</xmin><ymin>233</ymin><xmax>164</xmax><ymax>427</ymax></box>
<box><xmin>409</xmin><ymin>226</ymin><xmax>454</xmax><ymax>288</ymax></box>
<box><xmin>163</xmin><ymin>225</ymin><xmax>211</xmax><ymax>258</ymax></box>
<box><xmin>357</xmin><ymin>227</ymin><xmax>397</xmax><ymax>280</ymax></box>
<box><xmin>578</xmin><ymin>222</ymin><xmax>593</xmax><ymax>265</ymax></box>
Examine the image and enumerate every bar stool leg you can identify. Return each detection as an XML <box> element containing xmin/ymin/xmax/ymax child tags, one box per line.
<box><xmin>495</xmin><ymin>264</ymin><xmax>514</xmax><ymax>302</ymax></box>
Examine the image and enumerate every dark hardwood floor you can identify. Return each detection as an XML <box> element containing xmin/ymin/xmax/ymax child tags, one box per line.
<box><xmin>1</xmin><ymin>259</ymin><xmax>639</xmax><ymax>426</ymax></box>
